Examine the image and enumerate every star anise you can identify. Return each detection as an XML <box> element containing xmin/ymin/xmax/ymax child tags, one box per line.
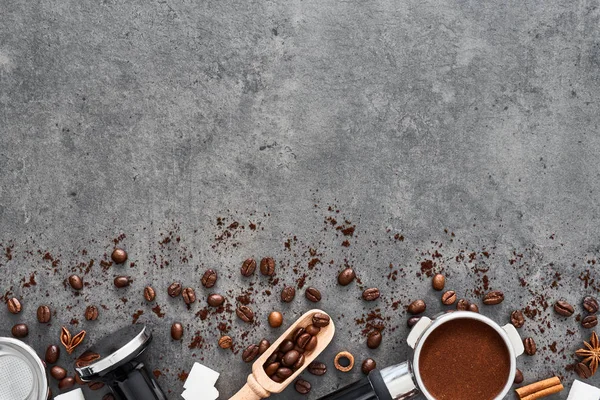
<box><xmin>60</xmin><ymin>326</ymin><xmax>86</xmax><ymax>354</ymax></box>
<box><xmin>576</xmin><ymin>331</ymin><xmax>600</xmax><ymax>376</ymax></box>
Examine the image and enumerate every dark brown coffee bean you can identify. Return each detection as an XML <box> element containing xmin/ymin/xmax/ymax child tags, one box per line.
<box><xmin>441</xmin><ymin>290</ymin><xmax>456</xmax><ymax>305</ymax></box>
<box><xmin>362</xmin><ymin>288</ymin><xmax>380</xmax><ymax>301</ymax></box>
<box><xmin>276</xmin><ymin>367</ymin><xmax>293</xmax><ymax>379</ymax></box>
<box><xmin>84</xmin><ymin>305</ymin><xmax>98</xmax><ymax>321</ymax></box>
<box><xmin>242</xmin><ymin>344</ymin><xmax>259</xmax><ymax>362</ymax></box>
<box><xmin>218</xmin><ymin>335</ymin><xmax>232</xmax><ymax>349</ymax></box>
<box><xmin>408</xmin><ymin>299</ymin><xmax>426</xmax><ymax>314</ymax></box>
<box><xmin>582</xmin><ymin>315</ymin><xmax>598</xmax><ymax>329</ymax></box>
<box><xmin>114</xmin><ymin>276</ymin><xmax>131</xmax><ymax>288</ymax></box>
<box><xmin>236</xmin><ymin>305</ymin><xmax>254</xmax><ymax>323</ymax></box>
<box><xmin>338</xmin><ymin>268</ymin><xmax>356</xmax><ymax>286</ymax></box>
<box><xmin>305</xmin><ymin>336</ymin><xmax>318</xmax><ymax>352</ymax></box>
<box><xmin>468</xmin><ymin>303</ymin><xmax>479</xmax><ymax>313</ymax></box>
<box><xmin>88</xmin><ymin>381</ymin><xmax>105</xmax><ymax>390</ymax></box>
<box><xmin>168</xmin><ymin>282</ymin><xmax>182</xmax><ymax>297</ymax></box>
<box><xmin>305</xmin><ymin>325</ymin><xmax>321</xmax><ymax>336</ymax></box>
<box><xmin>294</xmin><ymin>345</ymin><xmax>306</xmax><ymax>354</ymax></box>
<box><xmin>296</xmin><ymin>333</ymin><xmax>312</xmax><ymax>349</ymax></box>
<box><xmin>432</xmin><ymin>274</ymin><xmax>445</xmax><ymax>291</ymax></box>
<box><xmin>511</xmin><ymin>310</ymin><xmax>525</xmax><ymax>328</ymax></box>
<box><xmin>258</xmin><ymin>339</ymin><xmax>270</xmax><ymax>355</ymax></box>
<box><xmin>407</xmin><ymin>316</ymin><xmax>421</xmax><ymax>328</ymax></box>
<box><xmin>367</xmin><ymin>331</ymin><xmax>382</xmax><ymax>349</ymax></box>
<box><xmin>266</xmin><ymin>352</ymin><xmax>279</xmax><ymax>364</ymax></box>
<box><xmin>74</xmin><ymin>351</ymin><xmax>101</xmax><ymax>368</ymax></box>
<box><xmin>293</xmin><ymin>353</ymin><xmax>305</xmax><ymax>369</ymax></box>
<box><xmin>37</xmin><ymin>305</ymin><xmax>51</xmax><ymax>323</ymax></box>
<box><xmin>305</xmin><ymin>287</ymin><xmax>321</xmax><ymax>302</ymax></box>
<box><xmin>144</xmin><ymin>286</ymin><xmax>156</xmax><ymax>302</ymax></box>
<box><xmin>281</xmin><ymin>286</ymin><xmax>296</xmax><ymax>303</ymax></box>
<box><xmin>576</xmin><ymin>362</ymin><xmax>593</xmax><ymax>379</ymax></box>
<box><xmin>282</xmin><ymin>350</ymin><xmax>301</xmax><ymax>367</ymax></box>
<box><xmin>68</xmin><ymin>274</ymin><xmax>83</xmax><ymax>290</ymax></box>
<box><xmin>241</xmin><ymin>258</ymin><xmax>256</xmax><ymax>277</ymax></box>
<box><xmin>260</xmin><ymin>257</ymin><xmax>276</xmax><ymax>276</ymax></box>
<box><xmin>583</xmin><ymin>296</ymin><xmax>599</xmax><ymax>314</ymax></box>
<box><xmin>554</xmin><ymin>300</ymin><xmax>574</xmax><ymax>317</ymax></box>
<box><xmin>307</xmin><ymin>361</ymin><xmax>327</xmax><ymax>376</ymax></box>
<box><xmin>182</xmin><ymin>287</ymin><xmax>196</xmax><ymax>304</ymax></box>
<box><xmin>483</xmin><ymin>290</ymin><xmax>504</xmax><ymax>305</ymax></box>
<box><xmin>207</xmin><ymin>294</ymin><xmax>225</xmax><ymax>307</ymax></box>
<box><xmin>514</xmin><ymin>368</ymin><xmax>524</xmax><ymax>384</ymax></box>
<box><xmin>293</xmin><ymin>327</ymin><xmax>306</xmax><ymax>342</ymax></box>
<box><xmin>280</xmin><ymin>339</ymin><xmax>294</xmax><ymax>353</ymax></box>
<box><xmin>51</xmin><ymin>366</ymin><xmax>67</xmax><ymax>380</ymax></box>
<box><xmin>74</xmin><ymin>374</ymin><xmax>85</xmax><ymax>386</ymax></box>
<box><xmin>7</xmin><ymin>297</ymin><xmax>21</xmax><ymax>314</ymax></box>
<box><xmin>58</xmin><ymin>376</ymin><xmax>75</xmax><ymax>390</ymax></box>
<box><xmin>295</xmin><ymin>379</ymin><xmax>311</xmax><ymax>394</ymax></box>
<box><xmin>312</xmin><ymin>312</ymin><xmax>330</xmax><ymax>328</ymax></box>
<box><xmin>271</xmin><ymin>374</ymin><xmax>284</xmax><ymax>383</ymax></box>
<box><xmin>171</xmin><ymin>322</ymin><xmax>183</xmax><ymax>340</ymax></box>
<box><xmin>268</xmin><ymin>311</ymin><xmax>283</xmax><ymax>328</ymax></box>
<box><xmin>456</xmin><ymin>298</ymin><xmax>470</xmax><ymax>311</ymax></box>
<box><xmin>524</xmin><ymin>337</ymin><xmax>536</xmax><ymax>355</ymax></box>
<box><xmin>265</xmin><ymin>362</ymin><xmax>280</xmax><ymax>376</ymax></box>
<box><xmin>201</xmin><ymin>269</ymin><xmax>217</xmax><ymax>288</ymax></box>
<box><xmin>361</xmin><ymin>358</ymin><xmax>377</xmax><ymax>375</ymax></box>
<box><xmin>111</xmin><ymin>248</ymin><xmax>128</xmax><ymax>264</ymax></box>
<box><xmin>11</xmin><ymin>323</ymin><xmax>28</xmax><ymax>338</ymax></box>
<box><xmin>45</xmin><ymin>345</ymin><xmax>60</xmax><ymax>364</ymax></box>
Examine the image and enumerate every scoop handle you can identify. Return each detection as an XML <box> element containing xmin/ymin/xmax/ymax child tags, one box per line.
<box><xmin>230</xmin><ymin>375</ymin><xmax>270</xmax><ymax>400</ymax></box>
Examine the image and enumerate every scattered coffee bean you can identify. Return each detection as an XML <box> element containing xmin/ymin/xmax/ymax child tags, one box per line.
<box><xmin>514</xmin><ymin>368</ymin><xmax>524</xmax><ymax>384</ymax></box>
<box><xmin>282</xmin><ymin>350</ymin><xmax>301</xmax><ymax>367</ymax></box>
<box><xmin>45</xmin><ymin>345</ymin><xmax>60</xmax><ymax>364</ymax></box>
<box><xmin>524</xmin><ymin>337</ymin><xmax>536</xmax><ymax>355</ymax></box>
<box><xmin>218</xmin><ymin>336</ymin><xmax>233</xmax><ymax>349</ymax></box>
<box><xmin>171</xmin><ymin>323</ymin><xmax>183</xmax><ymax>340</ymax></box>
<box><xmin>367</xmin><ymin>331</ymin><xmax>382</xmax><ymax>349</ymax></box>
<box><xmin>168</xmin><ymin>282</ymin><xmax>182</xmax><ymax>297</ymax></box>
<box><xmin>456</xmin><ymin>299</ymin><xmax>470</xmax><ymax>311</ymax></box>
<box><xmin>361</xmin><ymin>358</ymin><xmax>376</xmax><ymax>375</ymax></box>
<box><xmin>408</xmin><ymin>299</ymin><xmax>426</xmax><ymax>314</ymax></box>
<box><xmin>207</xmin><ymin>294</ymin><xmax>225</xmax><ymax>307</ymax></box>
<box><xmin>201</xmin><ymin>269</ymin><xmax>217</xmax><ymax>288</ymax></box>
<box><xmin>510</xmin><ymin>310</ymin><xmax>525</xmax><ymax>328</ymax></box>
<box><xmin>483</xmin><ymin>290</ymin><xmax>504</xmax><ymax>305</ymax></box>
<box><xmin>269</xmin><ymin>311</ymin><xmax>283</xmax><ymax>328</ymax></box>
<box><xmin>114</xmin><ymin>276</ymin><xmax>131</xmax><ymax>288</ymax></box>
<box><xmin>58</xmin><ymin>376</ymin><xmax>75</xmax><ymax>390</ymax></box>
<box><xmin>583</xmin><ymin>296</ymin><xmax>599</xmax><ymax>314</ymax></box>
<box><xmin>265</xmin><ymin>362</ymin><xmax>280</xmax><ymax>376</ymax></box>
<box><xmin>305</xmin><ymin>325</ymin><xmax>321</xmax><ymax>336</ymax></box>
<box><xmin>260</xmin><ymin>257</ymin><xmax>276</xmax><ymax>276</ymax></box>
<box><xmin>576</xmin><ymin>362</ymin><xmax>593</xmax><ymax>379</ymax></box>
<box><xmin>7</xmin><ymin>297</ymin><xmax>21</xmax><ymax>314</ymax></box>
<box><xmin>236</xmin><ymin>305</ymin><xmax>254</xmax><ymax>323</ymax></box>
<box><xmin>259</xmin><ymin>339</ymin><xmax>270</xmax><ymax>355</ymax></box>
<box><xmin>305</xmin><ymin>287</ymin><xmax>321</xmax><ymax>302</ymax></box>
<box><xmin>307</xmin><ymin>361</ymin><xmax>327</xmax><ymax>376</ymax></box>
<box><xmin>68</xmin><ymin>275</ymin><xmax>83</xmax><ymax>291</ymax></box>
<box><xmin>554</xmin><ymin>300</ymin><xmax>574</xmax><ymax>317</ymax></box>
<box><xmin>338</xmin><ymin>268</ymin><xmax>356</xmax><ymax>286</ymax></box>
<box><xmin>88</xmin><ymin>381</ymin><xmax>105</xmax><ymax>390</ymax></box>
<box><xmin>11</xmin><ymin>323</ymin><xmax>28</xmax><ymax>338</ymax></box>
<box><xmin>111</xmin><ymin>248</ymin><xmax>128</xmax><ymax>264</ymax></box>
<box><xmin>441</xmin><ymin>291</ymin><xmax>456</xmax><ymax>305</ymax></box>
<box><xmin>241</xmin><ymin>258</ymin><xmax>257</xmax><ymax>277</ymax></box>
<box><xmin>51</xmin><ymin>366</ymin><xmax>67</xmax><ymax>380</ymax></box>
<box><xmin>295</xmin><ymin>379</ymin><xmax>311</xmax><ymax>395</ymax></box>
<box><xmin>242</xmin><ymin>344</ymin><xmax>259</xmax><ymax>363</ymax></box>
<box><xmin>37</xmin><ymin>305</ymin><xmax>51</xmax><ymax>323</ymax></box>
<box><xmin>432</xmin><ymin>274</ymin><xmax>445</xmax><ymax>291</ymax></box>
<box><xmin>407</xmin><ymin>316</ymin><xmax>421</xmax><ymax>328</ymax></box>
<box><xmin>362</xmin><ymin>288</ymin><xmax>380</xmax><ymax>301</ymax></box>
<box><xmin>144</xmin><ymin>286</ymin><xmax>156</xmax><ymax>302</ymax></box>
<box><xmin>582</xmin><ymin>315</ymin><xmax>598</xmax><ymax>329</ymax></box>
<box><xmin>312</xmin><ymin>312</ymin><xmax>330</xmax><ymax>327</ymax></box>
<box><xmin>281</xmin><ymin>286</ymin><xmax>296</xmax><ymax>303</ymax></box>
<box><xmin>468</xmin><ymin>303</ymin><xmax>479</xmax><ymax>313</ymax></box>
<box><xmin>182</xmin><ymin>287</ymin><xmax>196</xmax><ymax>305</ymax></box>
<box><xmin>84</xmin><ymin>305</ymin><xmax>98</xmax><ymax>321</ymax></box>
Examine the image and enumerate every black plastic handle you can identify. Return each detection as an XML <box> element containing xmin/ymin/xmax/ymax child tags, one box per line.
<box><xmin>317</xmin><ymin>370</ymin><xmax>392</xmax><ymax>400</ymax></box>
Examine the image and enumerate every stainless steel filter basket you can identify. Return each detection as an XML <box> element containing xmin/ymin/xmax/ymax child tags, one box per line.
<box><xmin>0</xmin><ymin>337</ymin><xmax>48</xmax><ymax>400</ymax></box>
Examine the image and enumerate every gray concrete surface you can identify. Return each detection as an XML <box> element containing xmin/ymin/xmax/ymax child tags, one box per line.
<box><xmin>1</xmin><ymin>0</ymin><xmax>600</xmax><ymax>399</ymax></box>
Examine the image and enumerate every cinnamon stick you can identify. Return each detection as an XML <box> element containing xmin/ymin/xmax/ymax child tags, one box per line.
<box><xmin>521</xmin><ymin>384</ymin><xmax>564</xmax><ymax>400</ymax></box>
<box><xmin>515</xmin><ymin>376</ymin><xmax>562</xmax><ymax>399</ymax></box>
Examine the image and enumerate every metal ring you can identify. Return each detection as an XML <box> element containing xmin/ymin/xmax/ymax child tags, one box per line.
<box><xmin>334</xmin><ymin>351</ymin><xmax>354</xmax><ymax>372</ymax></box>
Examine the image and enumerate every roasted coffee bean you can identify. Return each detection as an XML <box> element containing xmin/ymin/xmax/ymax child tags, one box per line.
<box><xmin>296</xmin><ymin>333</ymin><xmax>312</xmax><ymax>349</ymax></box>
<box><xmin>554</xmin><ymin>300</ymin><xmax>574</xmax><ymax>317</ymax></box>
<box><xmin>7</xmin><ymin>297</ymin><xmax>21</xmax><ymax>314</ymax></box>
<box><xmin>312</xmin><ymin>312</ymin><xmax>330</xmax><ymax>327</ymax></box>
<box><xmin>281</xmin><ymin>286</ymin><xmax>296</xmax><ymax>303</ymax></box>
<box><xmin>441</xmin><ymin>290</ymin><xmax>456</xmax><ymax>305</ymax></box>
<box><xmin>242</xmin><ymin>344</ymin><xmax>259</xmax><ymax>362</ymax></box>
<box><xmin>45</xmin><ymin>345</ymin><xmax>60</xmax><ymax>364</ymax></box>
<box><xmin>280</xmin><ymin>339</ymin><xmax>294</xmax><ymax>353</ymax></box>
<box><xmin>582</xmin><ymin>315</ymin><xmax>598</xmax><ymax>329</ymax></box>
<box><xmin>293</xmin><ymin>328</ymin><xmax>306</xmax><ymax>342</ymax></box>
<box><xmin>456</xmin><ymin>299</ymin><xmax>470</xmax><ymax>311</ymax></box>
<box><xmin>171</xmin><ymin>323</ymin><xmax>183</xmax><ymax>340</ymax></box>
<box><xmin>268</xmin><ymin>311</ymin><xmax>283</xmax><ymax>328</ymax></box>
<box><xmin>514</xmin><ymin>368</ymin><xmax>524</xmax><ymax>384</ymax></box>
<box><xmin>305</xmin><ymin>325</ymin><xmax>321</xmax><ymax>336</ymax></box>
<box><xmin>236</xmin><ymin>305</ymin><xmax>254</xmax><ymax>323</ymax></box>
<box><xmin>114</xmin><ymin>276</ymin><xmax>131</xmax><ymax>288</ymax></box>
<box><xmin>408</xmin><ymin>299</ymin><xmax>426</xmax><ymax>314</ymax></box>
<box><xmin>511</xmin><ymin>310</ymin><xmax>525</xmax><ymax>328</ymax></box>
<box><xmin>258</xmin><ymin>339</ymin><xmax>270</xmax><ymax>355</ymax></box>
<box><xmin>84</xmin><ymin>305</ymin><xmax>99</xmax><ymax>321</ymax></box>
<box><xmin>11</xmin><ymin>323</ymin><xmax>28</xmax><ymax>338</ymax></box>
<box><xmin>265</xmin><ymin>362</ymin><xmax>280</xmax><ymax>376</ymax></box>
<box><xmin>338</xmin><ymin>268</ymin><xmax>356</xmax><ymax>286</ymax></box>
<box><xmin>367</xmin><ymin>331</ymin><xmax>382</xmax><ymax>349</ymax></box>
<box><xmin>432</xmin><ymin>274</ymin><xmax>445</xmax><ymax>291</ymax></box>
<box><xmin>51</xmin><ymin>366</ymin><xmax>67</xmax><ymax>380</ymax></box>
<box><xmin>260</xmin><ymin>257</ymin><xmax>276</xmax><ymax>276</ymax></box>
<box><xmin>295</xmin><ymin>379</ymin><xmax>311</xmax><ymax>394</ymax></box>
<box><xmin>282</xmin><ymin>350</ymin><xmax>301</xmax><ymax>367</ymax></box>
<box><xmin>276</xmin><ymin>367</ymin><xmax>293</xmax><ymax>379</ymax></box>
<box><xmin>293</xmin><ymin>353</ymin><xmax>306</xmax><ymax>369</ymax></box>
<box><xmin>218</xmin><ymin>335</ymin><xmax>233</xmax><ymax>349</ymax></box>
<box><xmin>201</xmin><ymin>269</ymin><xmax>217</xmax><ymax>288</ymax></box>
<box><xmin>271</xmin><ymin>374</ymin><xmax>284</xmax><ymax>383</ymax></box>
<box><xmin>305</xmin><ymin>287</ymin><xmax>321</xmax><ymax>302</ymax></box>
<box><xmin>69</xmin><ymin>275</ymin><xmax>83</xmax><ymax>290</ymax></box>
<box><xmin>37</xmin><ymin>305</ymin><xmax>51</xmax><ymax>323</ymax></box>
<box><xmin>576</xmin><ymin>362</ymin><xmax>593</xmax><ymax>379</ymax></box>
<box><xmin>207</xmin><ymin>294</ymin><xmax>225</xmax><ymax>307</ymax></box>
<box><xmin>305</xmin><ymin>336</ymin><xmax>318</xmax><ymax>352</ymax></box>
<box><xmin>361</xmin><ymin>358</ymin><xmax>377</xmax><ymax>375</ymax></box>
<box><xmin>144</xmin><ymin>286</ymin><xmax>156</xmax><ymax>302</ymax></box>
<box><xmin>483</xmin><ymin>290</ymin><xmax>504</xmax><ymax>305</ymax></box>
<box><xmin>266</xmin><ymin>352</ymin><xmax>279</xmax><ymax>364</ymax></box>
<box><xmin>182</xmin><ymin>287</ymin><xmax>196</xmax><ymax>304</ymax></box>
<box><xmin>362</xmin><ymin>288</ymin><xmax>380</xmax><ymax>301</ymax></box>
<box><xmin>111</xmin><ymin>248</ymin><xmax>128</xmax><ymax>264</ymax></box>
<box><xmin>241</xmin><ymin>258</ymin><xmax>257</xmax><ymax>277</ymax></box>
<box><xmin>407</xmin><ymin>316</ymin><xmax>421</xmax><ymax>328</ymax></box>
<box><xmin>524</xmin><ymin>337</ymin><xmax>536</xmax><ymax>355</ymax></box>
<box><xmin>88</xmin><ymin>382</ymin><xmax>105</xmax><ymax>390</ymax></box>
<box><xmin>468</xmin><ymin>303</ymin><xmax>479</xmax><ymax>313</ymax></box>
<box><xmin>58</xmin><ymin>377</ymin><xmax>75</xmax><ymax>390</ymax></box>
<box><xmin>583</xmin><ymin>296</ymin><xmax>599</xmax><ymax>314</ymax></box>
<box><xmin>307</xmin><ymin>361</ymin><xmax>327</xmax><ymax>376</ymax></box>
<box><xmin>168</xmin><ymin>282</ymin><xmax>182</xmax><ymax>297</ymax></box>
<box><xmin>294</xmin><ymin>345</ymin><xmax>306</xmax><ymax>354</ymax></box>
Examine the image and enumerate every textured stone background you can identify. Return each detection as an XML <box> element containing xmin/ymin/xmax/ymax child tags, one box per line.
<box><xmin>1</xmin><ymin>0</ymin><xmax>600</xmax><ymax>399</ymax></box>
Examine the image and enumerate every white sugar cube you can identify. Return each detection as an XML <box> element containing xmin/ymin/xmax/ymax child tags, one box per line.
<box><xmin>183</xmin><ymin>362</ymin><xmax>220</xmax><ymax>389</ymax></box>
<box><xmin>567</xmin><ymin>380</ymin><xmax>600</xmax><ymax>400</ymax></box>
<box><xmin>53</xmin><ymin>388</ymin><xmax>86</xmax><ymax>400</ymax></box>
<box><xmin>181</xmin><ymin>386</ymin><xmax>219</xmax><ymax>400</ymax></box>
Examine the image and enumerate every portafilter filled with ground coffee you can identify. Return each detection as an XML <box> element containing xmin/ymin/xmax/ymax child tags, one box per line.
<box><xmin>318</xmin><ymin>311</ymin><xmax>524</xmax><ymax>400</ymax></box>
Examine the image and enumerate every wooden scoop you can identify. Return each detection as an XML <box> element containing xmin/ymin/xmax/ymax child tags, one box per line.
<box><xmin>230</xmin><ymin>309</ymin><xmax>335</xmax><ymax>400</ymax></box>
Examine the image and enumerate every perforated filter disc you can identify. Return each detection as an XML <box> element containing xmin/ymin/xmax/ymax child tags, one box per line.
<box><xmin>0</xmin><ymin>338</ymin><xmax>47</xmax><ymax>400</ymax></box>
